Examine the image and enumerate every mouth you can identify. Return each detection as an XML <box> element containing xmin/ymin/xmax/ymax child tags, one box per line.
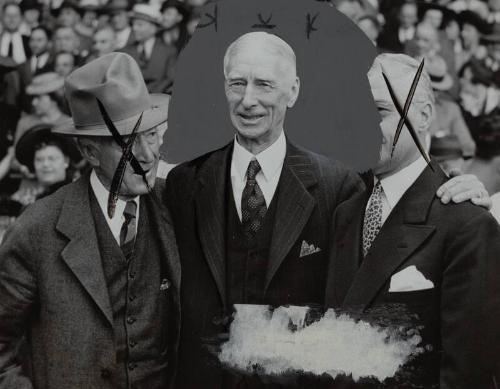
<box><xmin>237</xmin><ymin>112</ymin><xmax>265</xmax><ymax>123</ymax></box>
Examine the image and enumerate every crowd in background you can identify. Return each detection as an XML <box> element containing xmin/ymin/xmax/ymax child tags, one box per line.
<box><xmin>2</xmin><ymin>0</ymin><xmax>500</xmax><ymax>241</ymax></box>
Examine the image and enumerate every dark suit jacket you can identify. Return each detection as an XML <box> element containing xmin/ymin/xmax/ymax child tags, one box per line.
<box><xmin>0</xmin><ymin>176</ymin><xmax>181</xmax><ymax>389</ymax></box>
<box><xmin>121</xmin><ymin>38</ymin><xmax>177</xmax><ymax>94</ymax></box>
<box><xmin>17</xmin><ymin>54</ymin><xmax>54</xmax><ymax>87</ymax></box>
<box><xmin>325</xmin><ymin>162</ymin><xmax>500</xmax><ymax>389</ymax></box>
<box><xmin>165</xmin><ymin>141</ymin><xmax>363</xmax><ymax>389</ymax></box>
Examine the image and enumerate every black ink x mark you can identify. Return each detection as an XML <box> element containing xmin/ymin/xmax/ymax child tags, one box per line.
<box><xmin>198</xmin><ymin>4</ymin><xmax>218</xmax><ymax>32</ymax></box>
<box><xmin>252</xmin><ymin>13</ymin><xmax>276</xmax><ymax>29</ymax></box>
<box><xmin>381</xmin><ymin>59</ymin><xmax>434</xmax><ymax>171</ymax></box>
<box><xmin>306</xmin><ymin>12</ymin><xmax>319</xmax><ymax>39</ymax></box>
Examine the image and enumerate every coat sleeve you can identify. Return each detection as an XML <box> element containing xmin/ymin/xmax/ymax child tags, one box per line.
<box><xmin>440</xmin><ymin>211</ymin><xmax>500</xmax><ymax>389</ymax></box>
<box><xmin>0</xmin><ymin>220</ymin><xmax>37</xmax><ymax>389</ymax></box>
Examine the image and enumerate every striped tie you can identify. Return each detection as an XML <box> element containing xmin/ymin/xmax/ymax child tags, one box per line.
<box><xmin>120</xmin><ymin>200</ymin><xmax>137</xmax><ymax>259</ymax></box>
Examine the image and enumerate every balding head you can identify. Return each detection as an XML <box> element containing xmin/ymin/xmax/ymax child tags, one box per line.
<box><xmin>223</xmin><ymin>32</ymin><xmax>297</xmax><ymax>82</ymax></box>
<box><xmin>223</xmin><ymin>32</ymin><xmax>300</xmax><ymax>154</ymax></box>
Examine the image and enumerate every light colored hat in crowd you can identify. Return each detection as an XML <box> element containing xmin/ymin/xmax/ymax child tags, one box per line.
<box><xmin>53</xmin><ymin>52</ymin><xmax>169</xmax><ymax>136</ymax></box>
<box><xmin>129</xmin><ymin>3</ymin><xmax>163</xmax><ymax>25</ymax></box>
<box><xmin>425</xmin><ymin>55</ymin><xmax>453</xmax><ymax>91</ymax></box>
<box><xmin>26</xmin><ymin>72</ymin><xmax>65</xmax><ymax>95</ymax></box>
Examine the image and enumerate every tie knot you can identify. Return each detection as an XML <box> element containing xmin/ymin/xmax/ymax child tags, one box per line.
<box><xmin>246</xmin><ymin>159</ymin><xmax>262</xmax><ymax>181</ymax></box>
<box><xmin>124</xmin><ymin>200</ymin><xmax>137</xmax><ymax>221</ymax></box>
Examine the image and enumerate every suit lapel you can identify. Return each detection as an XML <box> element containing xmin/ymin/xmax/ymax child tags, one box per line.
<box><xmin>56</xmin><ymin>177</ymin><xmax>113</xmax><ymax>326</ymax></box>
<box><xmin>342</xmin><ymin>163</ymin><xmax>443</xmax><ymax>310</ymax></box>
<box><xmin>326</xmin><ymin>191</ymin><xmax>366</xmax><ymax>308</ymax></box>
<box><xmin>194</xmin><ymin>144</ymin><xmax>233</xmax><ymax>308</ymax></box>
<box><xmin>265</xmin><ymin>143</ymin><xmax>316</xmax><ymax>291</ymax></box>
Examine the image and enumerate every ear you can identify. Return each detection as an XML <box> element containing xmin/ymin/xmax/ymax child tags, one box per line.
<box><xmin>76</xmin><ymin>138</ymin><xmax>101</xmax><ymax>168</ymax></box>
<box><xmin>158</xmin><ymin>125</ymin><xmax>167</xmax><ymax>147</ymax></box>
<box><xmin>287</xmin><ymin>77</ymin><xmax>300</xmax><ymax>108</ymax></box>
<box><xmin>418</xmin><ymin>101</ymin><xmax>433</xmax><ymax>133</ymax></box>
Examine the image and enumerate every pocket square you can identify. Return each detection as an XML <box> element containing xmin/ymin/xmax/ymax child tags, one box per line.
<box><xmin>389</xmin><ymin>265</ymin><xmax>434</xmax><ymax>292</ymax></box>
<box><xmin>299</xmin><ymin>240</ymin><xmax>321</xmax><ymax>258</ymax></box>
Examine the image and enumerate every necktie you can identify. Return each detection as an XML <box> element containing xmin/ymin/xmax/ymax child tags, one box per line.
<box><xmin>120</xmin><ymin>200</ymin><xmax>137</xmax><ymax>259</ymax></box>
<box><xmin>7</xmin><ymin>37</ymin><xmax>13</xmax><ymax>59</ymax></box>
<box><xmin>138</xmin><ymin>44</ymin><xmax>148</xmax><ymax>65</ymax></box>
<box><xmin>241</xmin><ymin>159</ymin><xmax>267</xmax><ymax>241</ymax></box>
<box><xmin>362</xmin><ymin>181</ymin><xmax>383</xmax><ymax>257</ymax></box>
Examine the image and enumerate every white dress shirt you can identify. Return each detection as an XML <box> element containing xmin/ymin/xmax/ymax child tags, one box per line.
<box><xmin>30</xmin><ymin>52</ymin><xmax>50</xmax><ymax>74</ymax></box>
<box><xmin>398</xmin><ymin>26</ymin><xmax>415</xmax><ymax>43</ymax></box>
<box><xmin>115</xmin><ymin>26</ymin><xmax>132</xmax><ymax>49</ymax></box>
<box><xmin>230</xmin><ymin>130</ymin><xmax>287</xmax><ymax>221</ymax></box>
<box><xmin>90</xmin><ymin>170</ymin><xmax>140</xmax><ymax>244</ymax></box>
<box><xmin>368</xmin><ymin>157</ymin><xmax>428</xmax><ymax>226</ymax></box>
<box><xmin>0</xmin><ymin>31</ymin><xmax>27</xmax><ymax>64</ymax></box>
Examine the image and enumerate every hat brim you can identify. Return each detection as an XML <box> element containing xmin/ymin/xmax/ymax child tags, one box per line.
<box><xmin>431</xmin><ymin>74</ymin><xmax>454</xmax><ymax>91</ymax></box>
<box><xmin>15</xmin><ymin>125</ymin><xmax>82</xmax><ymax>171</ymax></box>
<box><xmin>53</xmin><ymin>93</ymin><xmax>169</xmax><ymax>136</ymax></box>
<box><xmin>26</xmin><ymin>79</ymin><xmax>65</xmax><ymax>95</ymax></box>
<box><xmin>129</xmin><ymin>11</ymin><xmax>163</xmax><ymax>25</ymax></box>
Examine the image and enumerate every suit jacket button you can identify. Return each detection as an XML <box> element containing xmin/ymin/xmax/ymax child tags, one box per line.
<box><xmin>128</xmin><ymin>362</ymin><xmax>137</xmax><ymax>371</ymax></box>
<box><xmin>127</xmin><ymin>316</ymin><xmax>136</xmax><ymax>324</ymax></box>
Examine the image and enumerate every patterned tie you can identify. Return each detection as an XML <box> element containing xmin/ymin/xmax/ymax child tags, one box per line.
<box><xmin>241</xmin><ymin>159</ymin><xmax>267</xmax><ymax>241</ymax></box>
<box><xmin>120</xmin><ymin>200</ymin><xmax>137</xmax><ymax>259</ymax></box>
<box><xmin>362</xmin><ymin>181</ymin><xmax>383</xmax><ymax>257</ymax></box>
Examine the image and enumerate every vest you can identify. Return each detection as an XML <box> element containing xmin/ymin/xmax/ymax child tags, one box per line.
<box><xmin>90</xmin><ymin>192</ymin><xmax>171</xmax><ymax>388</ymax></box>
<box><xmin>225</xmin><ymin>179</ymin><xmax>279</xmax><ymax>307</ymax></box>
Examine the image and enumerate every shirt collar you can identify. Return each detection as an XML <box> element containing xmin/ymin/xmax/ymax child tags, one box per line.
<box><xmin>376</xmin><ymin>157</ymin><xmax>428</xmax><ymax>210</ymax></box>
<box><xmin>90</xmin><ymin>169</ymin><xmax>139</xmax><ymax>221</ymax></box>
<box><xmin>232</xmin><ymin>130</ymin><xmax>287</xmax><ymax>182</ymax></box>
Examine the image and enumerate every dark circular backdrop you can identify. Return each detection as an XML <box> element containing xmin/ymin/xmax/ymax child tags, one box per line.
<box><xmin>163</xmin><ymin>0</ymin><xmax>382</xmax><ymax>172</ymax></box>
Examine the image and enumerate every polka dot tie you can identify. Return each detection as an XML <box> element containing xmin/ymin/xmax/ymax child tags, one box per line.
<box><xmin>362</xmin><ymin>181</ymin><xmax>383</xmax><ymax>257</ymax></box>
<box><xmin>241</xmin><ymin>159</ymin><xmax>267</xmax><ymax>242</ymax></box>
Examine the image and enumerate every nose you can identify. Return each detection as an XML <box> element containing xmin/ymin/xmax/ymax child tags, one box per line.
<box><xmin>132</xmin><ymin>134</ymin><xmax>156</xmax><ymax>165</ymax></box>
<box><xmin>240</xmin><ymin>84</ymin><xmax>257</xmax><ymax>109</ymax></box>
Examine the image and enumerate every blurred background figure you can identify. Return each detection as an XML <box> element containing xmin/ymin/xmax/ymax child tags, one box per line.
<box><xmin>89</xmin><ymin>25</ymin><xmax>116</xmax><ymax>60</ymax></box>
<box><xmin>54</xmin><ymin>51</ymin><xmax>76</xmax><ymax>77</ymax></box>
<box><xmin>430</xmin><ymin>134</ymin><xmax>466</xmax><ymax>174</ymax></box>
<box><xmin>12</xmin><ymin>123</ymin><xmax>81</xmax><ymax>205</ymax></box>
<box><xmin>0</xmin><ymin>2</ymin><xmax>30</xmax><ymax>64</ymax></box>
<box><xmin>378</xmin><ymin>0</ymin><xmax>418</xmax><ymax>53</ymax></box>
<box><xmin>357</xmin><ymin>13</ymin><xmax>382</xmax><ymax>46</ymax></box>
<box><xmin>456</xmin><ymin>10</ymin><xmax>490</xmax><ymax>69</ymax></box>
<box><xmin>104</xmin><ymin>0</ymin><xmax>134</xmax><ymax>49</ymax></box>
<box><xmin>121</xmin><ymin>3</ymin><xmax>177</xmax><ymax>93</ymax></box>
<box><xmin>19</xmin><ymin>0</ymin><xmax>43</xmax><ymax>36</ymax></box>
<box><xmin>428</xmin><ymin>55</ymin><xmax>476</xmax><ymax>157</ymax></box>
<box><xmin>160</xmin><ymin>0</ymin><xmax>189</xmax><ymax>53</ymax></box>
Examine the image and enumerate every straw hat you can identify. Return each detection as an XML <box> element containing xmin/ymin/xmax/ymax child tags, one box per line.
<box><xmin>129</xmin><ymin>3</ymin><xmax>163</xmax><ymax>25</ymax></box>
<box><xmin>26</xmin><ymin>72</ymin><xmax>65</xmax><ymax>95</ymax></box>
<box><xmin>426</xmin><ymin>55</ymin><xmax>453</xmax><ymax>91</ymax></box>
<box><xmin>53</xmin><ymin>52</ymin><xmax>169</xmax><ymax>136</ymax></box>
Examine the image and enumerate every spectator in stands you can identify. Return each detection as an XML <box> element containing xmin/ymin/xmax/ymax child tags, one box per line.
<box><xmin>357</xmin><ymin>13</ymin><xmax>381</xmax><ymax>46</ymax></box>
<box><xmin>105</xmin><ymin>0</ymin><xmax>134</xmax><ymax>49</ymax></box>
<box><xmin>15</xmin><ymin>72</ymin><xmax>69</xmax><ymax>142</ymax></box>
<box><xmin>457</xmin><ymin>10</ymin><xmax>490</xmax><ymax>69</ymax></box>
<box><xmin>161</xmin><ymin>0</ymin><xmax>189</xmax><ymax>53</ymax></box>
<box><xmin>122</xmin><ymin>3</ymin><xmax>177</xmax><ymax>93</ymax></box>
<box><xmin>19</xmin><ymin>0</ymin><xmax>42</xmax><ymax>36</ymax></box>
<box><xmin>0</xmin><ymin>2</ymin><xmax>31</xmax><ymax>64</ymax></box>
<box><xmin>52</xmin><ymin>1</ymin><xmax>92</xmax><ymax>53</ymax></box>
<box><xmin>12</xmin><ymin>123</ymin><xmax>80</xmax><ymax>205</ymax></box>
<box><xmin>428</xmin><ymin>55</ymin><xmax>476</xmax><ymax>157</ymax></box>
<box><xmin>378</xmin><ymin>0</ymin><xmax>418</xmax><ymax>53</ymax></box>
<box><xmin>87</xmin><ymin>26</ymin><xmax>117</xmax><ymax>61</ymax></box>
<box><xmin>19</xmin><ymin>26</ymin><xmax>53</xmax><ymax>91</ymax></box>
<box><xmin>53</xmin><ymin>26</ymin><xmax>86</xmax><ymax>64</ymax></box>
<box><xmin>54</xmin><ymin>51</ymin><xmax>76</xmax><ymax>77</ymax></box>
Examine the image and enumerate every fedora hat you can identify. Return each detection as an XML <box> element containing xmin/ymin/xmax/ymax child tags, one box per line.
<box><xmin>430</xmin><ymin>135</ymin><xmax>463</xmax><ymax>162</ymax></box>
<box><xmin>53</xmin><ymin>52</ymin><xmax>169</xmax><ymax>137</ymax></box>
<box><xmin>26</xmin><ymin>72</ymin><xmax>65</xmax><ymax>95</ymax></box>
<box><xmin>129</xmin><ymin>3</ymin><xmax>163</xmax><ymax>25</ymax></box>
<box><xmin>51</xmin><ymin>0</ymin><xmax>83</xmax><ymax>17</ymax></box>
<box><xmin>15</xmin><ymin>123</ymin><xmax>82</xmax><ymax>171</ymax></box>
<box><xmin>458</xmin><ymin>10</ymin><xmax>491</xmax><ymax>35</ymax></box>
<box><xmin>101</xmin><ymin>0</ymin><xmax>130</xmax><ymax>14</ymax></box>
<box><xmin>426</xmin><ymin>55</ymin><xmax>453</xmax><ymax>91</ymax></box>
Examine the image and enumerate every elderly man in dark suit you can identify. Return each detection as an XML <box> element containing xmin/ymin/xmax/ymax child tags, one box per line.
<box><xmin>121</xmin><ymin>4</ymin><xmax>177</xmax><ymax>94</ymax></box>
<box><xmin>0</xmin><ymin>52</ymin><xmax>180</xmax><ymax>389</ymax></box>
<box><xmin>325</xmin><ymin>53</ymin><xmax>500</xmax><ymax>389</ymax></box>
<box><xmin>165</xmin><ymin>32</ymin><xmax>489</xmax><ymax>389</ymax></box>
